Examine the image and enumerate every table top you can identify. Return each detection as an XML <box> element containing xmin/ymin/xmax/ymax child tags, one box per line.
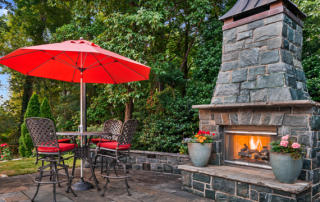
<box><xmin>56</xmin><ymin>131</ymin><xmax>111</xmax><ymax>136</ymax></box>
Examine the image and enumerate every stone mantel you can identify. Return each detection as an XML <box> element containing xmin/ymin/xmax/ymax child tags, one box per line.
<box><xmin>193</xmin><ymin>100</ymin><xmax>320</xmax><ymax>109</ymax></box>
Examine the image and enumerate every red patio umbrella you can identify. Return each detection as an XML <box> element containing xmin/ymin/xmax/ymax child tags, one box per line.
<box><xmin>0</xmin><ymin>39</ymin><xmax>151</xmax><ymax>190</ymax></box>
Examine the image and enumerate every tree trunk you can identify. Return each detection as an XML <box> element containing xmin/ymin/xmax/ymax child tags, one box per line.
<box><xmin>124</xmin><ymin>85</ymin><xmax>133</xmax><ymax>121</ymax></box>
<box><xmin>21</xmin><ymin>76</ymin><xmax>34</xmax><ymax>120</ymax></box>
<box><xmin>159</xmin><ymin>82</ymin><xmax>165</xmax><ymax>92</ymax></box>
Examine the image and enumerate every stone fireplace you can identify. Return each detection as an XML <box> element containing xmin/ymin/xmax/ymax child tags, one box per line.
<box><xmin>179</xmin><ymin>0</ymin><xmax>320</xmax><ymax>201</ymax></box>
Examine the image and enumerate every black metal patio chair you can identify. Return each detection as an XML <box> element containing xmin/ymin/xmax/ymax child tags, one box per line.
<box><xmin>89</xmin><ymin>120</ymin><xmax>123</xmax><ymax>179</ymax></box>
<box><xmin>25</xmin><ymin>117</ymin><xmax>77</xmax><ymax>202</ymax></box>
<box><xmin>95</xmin><ymin>119</ymin><xmax>139</xmax><ymax>196</ymax></box>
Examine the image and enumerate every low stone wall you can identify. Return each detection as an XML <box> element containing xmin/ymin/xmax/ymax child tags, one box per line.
<box><xmin>179</xmin><ymin>165</ymin><xmax>312</xmax><ymax>202</ymax></box>
<box><xmin>90</xmin><ymin>150</ymin><xmax>191</xmax><ymax>175</ymax></box>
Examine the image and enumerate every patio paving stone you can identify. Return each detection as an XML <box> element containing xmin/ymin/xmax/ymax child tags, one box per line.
<box><xmin>0</xmin><ymin>167</ymin><xmax>212</xmax><ymax>202</ymax></box>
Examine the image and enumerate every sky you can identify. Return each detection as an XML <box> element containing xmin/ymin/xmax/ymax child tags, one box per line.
<box><xmin>0</xmin><ymin>4</ymin><xmax>9</xmax><ymax>103</ymax></box>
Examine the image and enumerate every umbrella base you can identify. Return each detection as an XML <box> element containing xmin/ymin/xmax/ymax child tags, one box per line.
<box><xmin>71</xmin><ymin>178</ymin><xmax>94</xmax><ymax>191</ymax></box>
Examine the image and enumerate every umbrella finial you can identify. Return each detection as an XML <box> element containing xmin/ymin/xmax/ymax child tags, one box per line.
<box><xmin>80</xmin><ymin>37</ymin><xmax>83</xmax><ymax>40</ymax></box>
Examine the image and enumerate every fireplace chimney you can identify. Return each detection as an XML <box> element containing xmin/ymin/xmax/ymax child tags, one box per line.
<box><xmin>212</xmin><ymin>0</ymin><xmax>308</xmax><ymax>104</ymax></box>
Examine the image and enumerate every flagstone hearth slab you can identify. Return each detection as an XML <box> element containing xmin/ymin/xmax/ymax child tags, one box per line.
<box><xmin>178</xmin><ymin>165</ymin><xmax>311</xmax><ymax>194</ymax></box>
<box><xmin>193</xmin><ymin>100</ymin><xmax>320</xmax><ymax>109</ymax></box>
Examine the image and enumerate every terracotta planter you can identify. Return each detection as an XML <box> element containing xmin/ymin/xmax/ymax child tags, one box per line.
<box><xmin>188</xmin><ymin>143</ymin><xmax>212</xmax><ymax>167</ymax></box>
<box><xmin>270</xmin><ymin>152</ymin><xmax>303</xmax><ymax>184</ymax></box>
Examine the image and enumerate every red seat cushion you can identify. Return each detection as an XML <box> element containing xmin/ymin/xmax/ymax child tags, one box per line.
<box><xmin>91</xmin><ymin>138</ymin><xmax>115</xmax><ymax>144</ymax></box>
<box><xmin>98</xmin><ymin>142</ymin><xmax>131</xmax><ymax>150</ymax></box>
<box><xmin>38</xmin><ymin>143</ymin><xmax>77</xmax><ymax>153</ymax></box>
<box><xmin>58</xmin><ymin>139</ymin><xmax>71</xmax><ymax>143</ymax></box>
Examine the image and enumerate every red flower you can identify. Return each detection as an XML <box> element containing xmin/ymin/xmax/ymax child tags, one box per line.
<box><xmin>79</xmin><ymin>137</ymin><xmax>81</xmax><ymax>140</ymax></box>
<box><xmin>212</xmin><ymin>133</ymin><xmax>215</xmax><ymax>136</ymax></box>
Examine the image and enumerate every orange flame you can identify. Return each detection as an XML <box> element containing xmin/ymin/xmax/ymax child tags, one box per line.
<box><xmin>249</xmin><ymin>137</ymin><xmax>263</xmax><ymax>151</ymax></box>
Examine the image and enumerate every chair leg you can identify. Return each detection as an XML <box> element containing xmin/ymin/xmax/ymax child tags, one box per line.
<box><xmin>72</xmin><ymin>157</ymin><xmax>76</xmax><ymax>178</ymax></box>
<box><xmin>101</xmin><ymin>156</ymin><xmax>104</xmax><ymax>175</ymax></box>
<box><xmin>63</xmin><ymin>163</ymin><xmax>77</xmax><ymax>197</ymax></box>
<box><xmin>52</xmin><ymin>162</ymin><xmax>57</xmax><ymax>202</ymax></box>
<box><xmin>101</xmin><ymin>163</ymin><xmax>111</xmax><ymax>196</ymax></box>
<box><xmin>89</xmin><ymin>155</ymin><xmax>99</xmax><ymax>180</ymax></box>
<box><xmin>88</xmin><ymin>156</ymin><xmax>100</xmax><ymax>191</ymax></box>
<box><xmin>31</xmin><ymin>169</ymin><xmax>43</xmax><ymax>202</ymax></box>
<box><xmin>119</xmin><ymin>161</ymin><xmax>131</xmax><ymax>196</ymax></box>
<box><xmin>55</xmin><ymin>163</ymin><xmax>61</xmax><ymax>187</ymax></box>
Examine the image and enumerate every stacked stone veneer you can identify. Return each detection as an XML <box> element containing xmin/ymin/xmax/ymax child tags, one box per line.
<box><xmin>181</xmin><ymin>170</ymin><xmax>312</xmax><ymax>202</ymax></box>
<box><xmin>197</xmin><ymin>104</ymin><xmax>320</xmax><ymax>201</ymax></box>
<box><xmin>90</xmin><ymin>150</ymin><xmax>190</xmax><ymax>174</ymax></box>
<box><xmin>212</xmin><ymin>13</ymin><xmax>309</xmax><ymax>104</ymax></box>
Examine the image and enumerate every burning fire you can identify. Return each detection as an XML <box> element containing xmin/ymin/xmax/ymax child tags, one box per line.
<box><xmin>249</xmin><ymin>137</ymin><xmax>263</xmax><ymax>151</ymax></box>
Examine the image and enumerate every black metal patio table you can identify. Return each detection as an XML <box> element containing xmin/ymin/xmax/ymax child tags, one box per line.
<box><xmin>56</xmin><ymin>131</ymin><xmax>111</xmax><ymax>191</ymax></box>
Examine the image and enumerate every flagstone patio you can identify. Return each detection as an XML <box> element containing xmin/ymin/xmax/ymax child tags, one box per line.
<box><xmin>0</xmin><ymin>167</ymin><xmax>213</xmax><ymax>202</ymax></box>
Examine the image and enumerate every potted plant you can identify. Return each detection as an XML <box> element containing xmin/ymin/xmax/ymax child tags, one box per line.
<box><xmin>270</xmin><ymin>135</ymin><xmax>304</xmax><ymax>184</ymax></box>
<box><xmin>186</xmin><ymin>130</ymin><xmax>214</xmax><ymax>167</ymax></box>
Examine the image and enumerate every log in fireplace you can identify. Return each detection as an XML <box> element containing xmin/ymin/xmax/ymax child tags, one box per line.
<box><xmin>224</xmin><ymin>126</ymin><xmax>277</xmax><ymax>168</ymax></box>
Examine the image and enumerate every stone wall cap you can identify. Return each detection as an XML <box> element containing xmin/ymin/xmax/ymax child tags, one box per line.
<box><xmin>130</xmin><ymin>150</ymin><xmax>190</xmax><ymax>158</ymax></box>
<box><xmin>193</xmin><ymin>100</ymin><xmax>320</xmax><ymax>109</ymax></box>
<box><xmin>178</xmin><ymin>165</ymin><xmax>311</xmax><ymax>194</ymax></box>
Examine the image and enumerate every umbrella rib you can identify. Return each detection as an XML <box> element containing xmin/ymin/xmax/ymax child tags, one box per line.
<box><xmin>112</xmin><ymin>58</ymin><xmax>147</xmax><ymax>79</ymax></box>
<box><xmin>83</xmin><ymin>52</ymin><xmax>88</xmax><ymax>69</ymax></box>
<box><xmin>91</xmin><ymin>53</ymin><xmax>116</xmax><ymax>84</ymax></box>
<box><xmin>84</xmin><ymin>55</ymin><xmax>112</xmax><ymax>69</ymax></box>
<box><xmin>85</xmin><ymin>62</ymin><xmax>116</xmax><ymax>70</ymax></box>
<box><xmin>63</xmin><ymin>52</ymin><xmax>80</xmax><ymax>68</ymax></box>
<box><xmin>71</xmin><ymin>68</ymin><xmax>77</xmax><ymax>82</ymax></box>
<box><xmin>101</xmin><ymin>66</ymin><xmax>117</xmax><ymax>84</ymax></box>
<box><xmin>42</xmin><ymin>51</ymin><xmax>78</xmax><ymax>70</ymax></box>
<box><xmin>0</xmin><ymin>50</ymin><xmax>41</xmax><ymax>61</ymax></box>
<box><xmin>76</xmin><ymin>52</ymin><xmax>80</xmax><ymax>67</ymax></box>
<box><xmin>26</xmin><ymin>59</ymin><xmax>52</xmax><ymax>75</ymax></box>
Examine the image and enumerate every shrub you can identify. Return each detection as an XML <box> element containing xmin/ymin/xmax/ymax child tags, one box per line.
<box><xmin>19</xmin><ymin>94</ymin><xmax>40</xmax><ymax>157</ymax></box>
<box><xmin>40</xmin><ymin>97</ymin><xmax>55</xmax><ymax>125</ymax></box>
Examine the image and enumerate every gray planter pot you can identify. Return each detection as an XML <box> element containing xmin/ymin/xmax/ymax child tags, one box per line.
<box><xmin>188</xmin><ymin>143</ymin><xmax>212</xmax><ymax>167</ymax></box>
<box><xmin>270</xmin><ymin>152</ymin><xmax>303</xmax><ymax>184</ymax></box>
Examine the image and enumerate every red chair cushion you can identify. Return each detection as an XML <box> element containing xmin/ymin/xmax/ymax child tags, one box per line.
<box><xmin>58</xmin><ymin>139</ymin><xmax>71</xmax><ymax>143</ymax></box>
<box><xmin>91</xmin><ymin>138</ymin><xmax>115</xmax><ymax>144</ymax></box>
<box><xmin>38</xmin><ymin>143</ymin><xmax>77</xmax><ymax>153</ymax></box>
<box><xmin>98</xmin><ymin>142</ymin><xmax>131</xmax><ymax>150</ymax></box>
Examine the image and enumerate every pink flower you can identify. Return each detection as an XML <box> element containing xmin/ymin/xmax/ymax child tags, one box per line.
<box><xmin>292</xmin><ymin>143</ymin><xmax>300</xmax><ymax>149</ymax></box>
<box><xmin>280</xmin><ymin>140</ymin><xmax>289</xmax><ymax>147</ymax></box>
<box><xmin>282</xmin><ymin>135</ymin><xmax>289</xmax><ymax>141</ymax></box>
<box><xmin>1</xmin><ymin>156</ymin><xmax>3</xmax><ymax>158</ymax></box>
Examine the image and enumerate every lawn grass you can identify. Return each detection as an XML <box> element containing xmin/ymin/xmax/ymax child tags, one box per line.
<box><xmin>0</xmin><ymin>155</ymin><xmax>81</xmax><ymax>176</ymax></box>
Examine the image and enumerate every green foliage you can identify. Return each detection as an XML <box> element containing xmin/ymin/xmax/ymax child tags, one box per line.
<box><xmin>40</xmin><ymin>97</ymin><xmax>55</xmax><ymax>125</ymax></box>
<box><xmin>23</xmin><ymin>94</ymin><xmax>41</xmax><ymax>120</ymax></box>
<box><xmin>18</xmin><ymin>136</ymin><xmax>26</xmax><ymax>157</ymax></box>
<box><xmin>19</xmin><ymin>94</ymin><xmax>40</xmax><ymax>157</ymax></box>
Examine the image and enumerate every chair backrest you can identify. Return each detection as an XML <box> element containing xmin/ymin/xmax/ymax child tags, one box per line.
<box><xmin>118</xmin><ymin>119</ymin><xmax>139</xmax><ymax>145</ymax></box>
<box><xmin>25</xmin><ymin>117</ymin><xmax>59</xmax><ymax>148</ymax></box>
<box><xmin>103</xmin><ymin>120</ymin><xmax>123</xmax><ymax>139</ymax></box>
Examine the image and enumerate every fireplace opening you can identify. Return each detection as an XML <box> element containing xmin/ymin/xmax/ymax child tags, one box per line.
<box><xmin>224</xmin><ymin>126</ymin><xmax>277</xmax><ymax>169</ymax></box>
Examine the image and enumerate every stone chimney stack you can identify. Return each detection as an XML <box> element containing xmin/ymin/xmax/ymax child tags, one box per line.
<box><xmin>212</xmin><ymin>0</ymin><xmax>308</xmax><ymax>104</ymax></box>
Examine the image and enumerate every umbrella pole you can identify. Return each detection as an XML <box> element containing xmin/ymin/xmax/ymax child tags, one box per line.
<box><xmin>80</xmin><ymin>72</ymin><xmax>83</xmax><ymax>178</ymax></box>
<box><xmin>72</xmin><ymin>66</ymin><xmax>94</xmax><ymax>191</ymax></box>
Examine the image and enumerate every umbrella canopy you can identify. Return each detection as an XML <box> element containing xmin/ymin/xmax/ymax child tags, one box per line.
<box><xmin>0</xmin><ymin>40</ymin><xmax>150</xmax><ymax>84</ymax></box>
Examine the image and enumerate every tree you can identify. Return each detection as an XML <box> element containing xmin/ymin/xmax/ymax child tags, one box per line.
<box><xmin>40</xmin><ymin>97</ymin><xmax>55</xmax><ymax>125</ymax></box>
<box><xmin>20</xmin><ymin>93</ymin><xmax>40</xmax><ymax>157</ymax></box>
